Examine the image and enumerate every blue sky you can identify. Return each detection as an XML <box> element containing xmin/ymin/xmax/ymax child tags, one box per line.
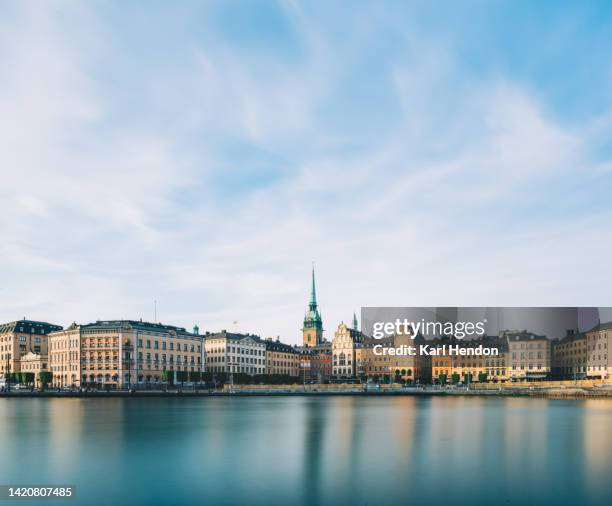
<box><xmin>1</xmin><ymin>1</ymin><xmax>612</xmax><ymax>343</ymax></box>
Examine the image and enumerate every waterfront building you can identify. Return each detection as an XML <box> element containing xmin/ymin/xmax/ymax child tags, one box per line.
<box><xmin>0</xmin><ymin>319</ymin><xmax>62</xmax><ymax>378</ymax></box>
<box><xmin>332</xmin><ymin>321</ymin><xmax>365</xmax><ymax>378</ymax></box>
<box><xmin>552</xmin><ymin>330</ymin><xmax>587</xmax><ymax>379</ymax></box>
<box><xmin>429</xmin><ymin>336</ymin><xmax>507</xmax><ymax>383</ymax></box>
<box><xmin>505</xmin><ymin>330</ymin><xmax>551</xmax><ymax>380</ymax></box>
<box><xmin>355</xmin><ymin>331</ymin><xmax>431</xmax><ymax>383</ymax></box>
<box><xmin>205</xmin><ymin>331</ymin><xmax>266</xmax><ymax>375</ymax></box>
<box><xmin>19</xmin><ymin>352</ymin><xmax>49</xmax><ymax>386</ymax></box>
<box><xmin>49</xmin><ymin>320</ymin><xmax>204</xmax><ymax>388</ymax></box>
<box><xmin>297</xmin><ymin>343</ymin><xmax>332</xmax><ymax>383</ymax></box>
<box><xmin>302</xmin><ymin>267</ymin><xmax>323</xmax><ymax>347</ymax></box>
<box><xmin>586</xmin><ymin>321</ymin><xmax>611</xmax><ymax>379</ymax></box>
<box><xmin>265</xmin><ymin>338</ymin><xmax>300</xmax><ymax>377</ymax></box>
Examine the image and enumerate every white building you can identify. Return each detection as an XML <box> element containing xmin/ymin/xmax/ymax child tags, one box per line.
<box><xmin>205</xmin><ymin>331</ymin><xmax>266</xmax><ymax>375</ymax></box>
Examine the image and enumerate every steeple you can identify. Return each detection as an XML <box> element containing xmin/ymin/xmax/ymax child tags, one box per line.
<box><xmin>302</xmin><ymin>265</ymin><xmax>323</xmax><ymax>347</ymax></box>
<box><xmin>352</xmin><ymin>312</ymin><xmax>359</xmax><ymax>331</ymax></box>
<box><xmin>309</xmin><ymin>266</ymin><xmax>317</xmax><ymax>309</ymax></box>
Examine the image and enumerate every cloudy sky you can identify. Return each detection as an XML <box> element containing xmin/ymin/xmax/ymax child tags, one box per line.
<box><xmin>1</xmin><ymin>1</ymin><xmax>611</xmax><ymax>344</ymax></box>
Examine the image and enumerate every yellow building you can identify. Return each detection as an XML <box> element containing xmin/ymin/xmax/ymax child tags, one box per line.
<box><xmin>265</xmin><ymin>339</ymin><xmax>300</xmax><ymax>377</ymax></box>
<box><xmin>49</xmin><ymin>320</ymin><xmax>204</xmax><ymax>388</ymax></box>
<box><xmin>586</xmin><ymin>322</ymin><xmax>611</xmax><ymax>379</ymax></box>
<box><xmin>355</xmin><ymin>333</ymin><xmax>430</xmax><ymax>383</ymax></box>
<box><xmin>0</xmin><ymin>319</ymin><xmax>62</xmax><ymax>378</ymax></box>
<box><xmin>506</xmin><ymin>330</ymin><xmax>551</xmax><ymax>380</ymax></box>
<box><xmin>431</xmin><ymin>337</ymin><xmax>508</xmax><ymax>383</ymax></box>
<box><xmin>20</xmin><ymin>352</ymin><xmax>49</xmax><ymax>386</ymax></box>
<box><xmin>552</xmin><ymin>330</ymin><xmax>587</xmax><ymax>379</ymax></box>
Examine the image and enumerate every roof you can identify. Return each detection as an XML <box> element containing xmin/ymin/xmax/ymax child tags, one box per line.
<box><xmin>205</xmin><ymin>331</ymin><xmax>264</xmax><ymax>344</ymax></box>
<box><xmin>265</xmin><ymin>340</ymin><xmax>298</xmax><ymax>354</ymax></box>
<box><xmin>79</xmin><ymin>320</ymin><xmax>200</xmax><ymax>338</ymax></box>
<box><xmin>295</xmin><ymin>341</ymin><xmax>332</xmax><ymax>355</ymax></box>
<box><xmin>503</xmin><ymin>330</ymin><xmax>548</xmax><ymax>342</ymax></box>
<box><xmin>586</xmin><ymin>321</ymin><xmax>612</xmax><ymax>333</ymax></box>
<box><xmin>0</xmin><ymin>319</ymin><xmax>63</xmax><ymax>335</ymax></box>
<box><xmin>553</xmin><ymin>330</ymin><xmax>587</xmax><ymax>345</ymax></box>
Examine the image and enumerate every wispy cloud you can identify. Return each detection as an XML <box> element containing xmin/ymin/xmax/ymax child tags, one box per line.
<box><xmin>1</xmin><ymin>1</ymin><xmax>611</xmax><ymax>342</ymax></box>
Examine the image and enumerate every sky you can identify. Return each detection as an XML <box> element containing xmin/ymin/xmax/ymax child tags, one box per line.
<box><xmin>1</xmin><ymin>0</ymin><xmax>612</xmax><ymax>344</ymax></box>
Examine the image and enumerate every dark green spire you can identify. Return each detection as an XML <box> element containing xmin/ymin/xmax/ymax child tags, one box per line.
<box><xmin>352</xmin><ymin>312</ymin><xmax>359</xmax><ymax>331</ymax></box>
<box><xmin>310</xmin><ymin>266</ymin><xmax>317</xmax><ymax>308</ymax></box>
<box><xmin>303</xmin><ymin>266</ymin><xmax>322</xmax><ymax>330</ymax></box>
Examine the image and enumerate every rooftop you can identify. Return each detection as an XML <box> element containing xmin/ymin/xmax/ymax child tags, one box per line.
<box><xmin>0</xmin><ymin>319</ymin><xmax>63</xmax><ymax>335</ymax></box>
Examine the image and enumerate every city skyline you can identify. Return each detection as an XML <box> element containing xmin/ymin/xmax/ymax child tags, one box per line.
<box><xmin>2</xmin><ymin>1</ymin><xmax>612</xmax><ymax>343</ymax></box>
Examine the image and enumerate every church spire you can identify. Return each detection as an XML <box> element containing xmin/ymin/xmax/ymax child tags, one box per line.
<box><xmin>310</xmin><ymin>265</ymin><xmax>317</xmax><ymax>308</ymax></box>
<box><xmin>303</xmin><ymin>264</ymin><xmax>323</xmax><ymax>347</ymax></box>
<box><xmin>352</xmin><ymin>312</ymin><xmax>359</xmax><ymax>331</ymax></box>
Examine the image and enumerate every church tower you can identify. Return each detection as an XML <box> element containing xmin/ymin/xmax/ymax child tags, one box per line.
<box><xmin>302</xmin><ymin>267</ymin><xmax>323</xmax><ymax>347</ymax></box>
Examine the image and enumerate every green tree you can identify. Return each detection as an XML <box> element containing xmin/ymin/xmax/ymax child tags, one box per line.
<box><xmin>438</xmin><ymin>374</ymin><xmax>448</xmax><ymax>384</ymax></box>
<box><xmin>38</xmin><ymin>371</ymin><xmax>52</xmax><ymax>388</ymax></box>
<box><xmin>478</xmin><ymin>373</ymin><xmax>488</xmax><ymax>383</ymax></box>
<box><xmin>162</xmin><ymin>370</ymin><xmax>174</xmax><ymax>384</ymax></box>
<box><xmin>189</xmin><ymin>371</ymin><xmax>202</xmax><ymax>382</ymax></box>
<box><xmin>451</xmin><ymin>373</ymin><xmax>460</xmax><ymax>384</ymax></box>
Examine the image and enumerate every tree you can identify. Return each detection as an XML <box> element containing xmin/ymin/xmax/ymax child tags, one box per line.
<box><xmin>463</xmin><ymin>373</ymin><xmax>473</xmax><ymax>385</ymax></box>
<box><xmin>24</xmin><ymin>372</ymin><xmax>35</xmax><ymax>385</ymax></box>
<box><xmin>478</xmin><ymin>373</ymin><xmax>488</xmax><ymax>383</ymax></box>
<box><xmin>451</xmin><ymin>373</ymin><xmax>460</xmax><ymax>384</ymax></box>
<box><xmin>162</xmin><ymin>370</ymin><xmax>174</xmax><ymax>384</ymax></box>
<box><xmin>438</xmin><ymin>374</ymin><xmax>448</xmax><ymax>385</ymax></box>
<box><xmin>38</xmin><ymin>371</ymin><xmax>52</xmax><ymax>389</ymax></box>
<box><xmin>189</xmin><ymin>371</ymin><xmax>202</xmax><ymax>382</ymax></box>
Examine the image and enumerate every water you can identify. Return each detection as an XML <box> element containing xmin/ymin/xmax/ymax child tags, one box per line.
<box><xmin>0</xmin><ymin>396</ymin><xmax>611</xmax><ymax>506</ymax></box>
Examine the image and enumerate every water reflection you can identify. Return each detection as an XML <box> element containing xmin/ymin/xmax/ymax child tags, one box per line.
<box><xmin>0</xmin><ymin>397</ymin><xmax>610</xmax><ymax>506</ymax></box>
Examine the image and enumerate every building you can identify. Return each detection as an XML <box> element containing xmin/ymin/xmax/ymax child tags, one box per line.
<box><xmin>586</xmin><ymin>321</ymin><xmax>611</xmax><ymax>379</ymax></box>
<box><xmin>552</xmin><ymin>330</ymin><xmax>587</xmax><ymax>379</ymax></box>
<box><xmin>302</xmin><ymin>267</ymin><xmax>323</xmax><ymax>347</ymax></box>
<box><xmin>265</xmin><ymin>338</ymin><xmax>300</xmax><ymax>377</ymax></box>
<box><xmin>49</xmin><ymin>320</ymin><xmax>204</xmax><ymax>388</ymax></box>
<box><xmin>298</xmin><ymin>343</ymin><xmax>332</xmax><ymax>383</ymax></box>
<box><xmin>20</xmin><ymin>352</ymin><xmax>49</xmax><ymax>386</ymax></box>
<box><xmin>505</xmin><ymin>330</ymin><xmax>551</xmax><ymax>380</ymax></box>
<box><xmin>332</xmin><ymin>321</ymin><xmax>365</xmax><ymax>378</ymax></box>
<box><xmin>205</xmin><ymin>331</ymin><xmax>266</xmax><ymax>376</ymax></box>
<box><xmin>0</xmin><ymin>319</ymin><xmax>62</xmax><ymax>378</ymax></box>
<box><xmin>355</xmin><ymin>331</ymin><xmax>432</xmax><ymax>383</ymax></box>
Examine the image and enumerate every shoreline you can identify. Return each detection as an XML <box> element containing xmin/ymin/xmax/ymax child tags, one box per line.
<box><xmin>1</xmin><ymin>388</ymin><xmax>611</xmax><ymax>399</ymax></box>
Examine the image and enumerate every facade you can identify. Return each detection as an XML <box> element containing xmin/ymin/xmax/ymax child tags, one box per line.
<box><xmin>297</xmin><ymin>342</ymin><xmax>332</xmax><ymax>383</ymax></box>
<box><xmin>586</xmin><ymin>322</ymin><xmax>612</xmax><ymax>379</ymax></box>
<box><xmin>355</xmin><ymin>332</ymin><xmax>431</xmax><ymax>383</ymax></box>
<box><xmin>20</xmin><ymin>352</ymin><xmax>49</xmax><ymax>386</ymax></box>
<box><xmin>302</xmin><ymin>268</ymin><xmax>323</xmax><ymax>347</ymax></box>
<box><xmin>49</xmin><ymin>320</ymin><xmax>204</xmax><ymax>388</ymax></box>
<box><xmin>0</xmin><ymin>319</ymin><xmax>62</xmax><ymax>378</ymax></box>
<box><xmin>506</xmin><ymin>330</ymin><xmax>551</xmax><ymax>380</ymax></box>
<box><xmin>205</xmin><ymin>331</ymin><xmax>266</xmax><ymax>375</ymax></box>
<box><xmin>552</xmin><ymin>330</ymin><xmax>587</xmax><ymax>379</ymax></box>
<box><xmin>332</xmin><ymin>321</ymin><xmax>365</xmax><ymax>378</ymax></box>
<box><xmin>265</xmin><ymin>339</ymin><xmax>300</xmax><ymax>377</ymax></box>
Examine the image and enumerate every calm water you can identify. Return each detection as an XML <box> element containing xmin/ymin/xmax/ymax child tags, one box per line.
<box><xmin>0</xmin><ymin>396</ymin><xmax>611</xmax><ymax>506</ymax></box>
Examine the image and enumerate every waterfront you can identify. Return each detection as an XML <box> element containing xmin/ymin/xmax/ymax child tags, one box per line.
<box><xmin>0</xmin><ymin>397</ymin><xmax>611</xmax><ymax>506</ymax></box>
